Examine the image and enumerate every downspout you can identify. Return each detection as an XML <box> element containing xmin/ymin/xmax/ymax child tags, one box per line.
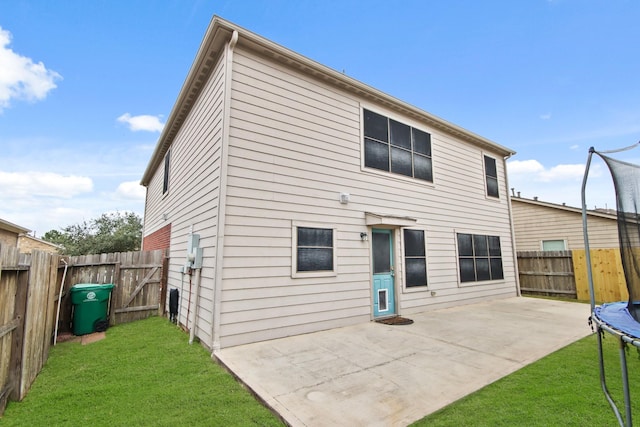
<box><xmin>211</xmin><ymin>29</ymin><xmax>238</xmax><ymax>354</ymax></box>
<box><xmin>504</xmin><ymin>152</ymin><xmax>521</xmax><ymax>296</ymax></box>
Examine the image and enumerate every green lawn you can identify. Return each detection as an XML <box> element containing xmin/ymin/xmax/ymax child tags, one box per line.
<box><xmin>1</xmin><ymin>317</ymin><xmax>283</xmax><ymax>426</ymax></box>
<box><xmin>413</xmin><ymin>333</ymin><xmax>640</xmax><ymax>426</ymax></box>
<box><xmin>3</xmin><ymin>314</ymin><xmax>640</xmax><ymax>426</ymax></box>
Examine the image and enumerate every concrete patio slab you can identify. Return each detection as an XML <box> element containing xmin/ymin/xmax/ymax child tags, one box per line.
<box><xmin>215</xmin><ymin>297</ymin><xmax>592</xmax><ymax>426</ymax></box>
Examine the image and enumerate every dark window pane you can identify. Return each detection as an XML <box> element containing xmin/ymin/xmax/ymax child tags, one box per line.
<box><xmin>373</xmin><ymin>232</ymin><xmax>391</xmax><ymax>273</ymax></box>
<box><xmin>476</xmin><ymin>258</ymin><xmax>491</xmax><ymax>281</ymax></box>
<box><xmin>406</xmin><ymin>258</ymin><xmax>427</xmax><ymax>287</ymax></box>
<box><xmin>412</xmin><ymin>128</ymin><xmax>431</xmax><ymax>156</ymax></box>
<box><xmin>486</xmin><ymin>176</ymin><xmax>499</xmax><ymax>198</ymax></box>
<box><xmin>163</xmin><ymin>151</ymin><xmax>170</xmax><ymax>194</ymax></box>
<box><xmin>459</xmin><ymin>258</ymin><xmax>475</xmax><ymax>282</ymax></box>
<box><xmin>404</xmin><ymin>229</ymin><xmax>425</xmax><ymax>257</ymax></box>
<box><xmin>457</xmin><ymin>234</ymin><xmax>473</xmax><ymax>256</ymax></box>
<box><xmin>389</xmin><ymin>119</ymin><xmax>411</xmax><ymax>149</ymax></box>
<box><xmin>297</xmin><ymin>248</ymin><xmax>333</xmax><ymax>271</ymax></box>
<box><xmin>364</xmin><ymin>109</ymin><xmax>388</xmax><ymax>142</ymax></box>
<box><xmin>298</xmin><ymin>227</ymin><xmax>332</xmax><ymax>247</ymax></box>
<box><xmin>484</xmin><ymin>156</ymin><xmax>497</xmax><ymax>178</ymax></box>
<box><xmin>414</xmin><ymin>154</ymin><xmax>433</xmax><ymax>182</ymax></box>
<box><xmin>490</xmin><ymin>258</ymin><xmax>504</xmax><ymax>280</ymax></box>
<box><xmin>488</xmin><ymin>236</ymin><xmax>501</xmax><ymax>256</ymax></box>
<box><xmin>473</xmin><ymin>235</ymin><xmax>488</xmax><ymax>256</ymax></box>
<box><xmin>365</xmin><ymin>138</ymin><xmax>389</xmax><ymax>171</ymax></box>
<box><xmin>391</xmin><ymin>147</ymin><xmax>412</xmax><ymax>177</ymax></box>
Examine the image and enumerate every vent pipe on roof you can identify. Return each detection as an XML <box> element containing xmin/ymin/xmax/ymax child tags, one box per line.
<box><xmin>534</xmin><ymin>196</ymin><xmax>538</xmax><ymax>201</ymax></box>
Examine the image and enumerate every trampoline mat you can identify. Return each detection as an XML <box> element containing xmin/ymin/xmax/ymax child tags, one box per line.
<box><xmin>594</xmin><ymin>302</ymin><xmax>640</xmax><ymax>339</ymax></box>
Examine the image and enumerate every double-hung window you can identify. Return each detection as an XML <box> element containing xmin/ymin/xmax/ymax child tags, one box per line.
<box><xmin>484</xmin><ymin>155</ymin><xmax>499</xmax><ymax>198</ymax></box>
<box><xmin>163</xmin><ymin>150</ymin><xmax>171</xmax><ymax>195</ymax></box>
<box><xmin>363</xmin><ymin>109</ymin><xmax>433</xmax><ymax>182</ymax></box>
<box><xmin>457</xmin><ymin>233</ymin><xmax>503</xmax><ymax>283</ymax></box>
<box><xmin>293</xmin><ymin>225</ymin><xmax>336</xmax><ymax>277</ymax></box>
<box><xmin>404</xmin><ymin>229</ymin><xmax>428</xmax><ymax>288</ymax></box>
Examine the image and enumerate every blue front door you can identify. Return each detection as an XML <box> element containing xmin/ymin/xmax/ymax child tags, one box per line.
<box><xmin>372</xmin><ymin>229</ymin><xmax>396</xmax><ymax>318</ymax></box>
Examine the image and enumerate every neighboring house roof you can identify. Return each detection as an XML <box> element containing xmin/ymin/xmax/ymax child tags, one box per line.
<box><xmin>17</xmin><ymin>234</ymin><xmax>62</xmax><ymax>253</ymax></box>
<box><xmin>511</xmin><ymin>196</ymin><xmax>618</xmax><ymax>221</ymax></box>
<box><xmin>141</xmin><ymin>16</ymin><xmax>515</xmax><ymax>186</ymax></box>
<box><xmin>0</xmin><ymin>217</ymin><xmax>31</xmax><ymax>234</ymax></box>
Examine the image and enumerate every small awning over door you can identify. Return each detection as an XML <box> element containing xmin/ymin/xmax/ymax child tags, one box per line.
<box><xmin>365</xmin><ymin>212</ymin><xmax>417</xmax><ymax>227</ymax></box>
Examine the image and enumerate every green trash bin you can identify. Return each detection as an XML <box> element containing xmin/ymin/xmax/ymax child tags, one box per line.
<box><xmin>70</xmin><ymin>283</ymin><xmax>115</xmax><ymax>335</ymax></box>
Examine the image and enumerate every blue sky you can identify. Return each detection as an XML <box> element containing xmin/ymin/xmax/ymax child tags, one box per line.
<box><xmin>2</xmin><ymin>0</ymin><xmax>640</xmax><ymax>235</ymax></box>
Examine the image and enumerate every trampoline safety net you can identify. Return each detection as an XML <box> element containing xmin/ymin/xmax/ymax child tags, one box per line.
<box><xmin>599</xmin><ymin>153</ymin><xmax>640</xmax><ymax>321</ymax></box>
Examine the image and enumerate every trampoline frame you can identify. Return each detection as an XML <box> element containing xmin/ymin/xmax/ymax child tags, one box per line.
<box><xmin>582</xmin><ymin>144</ymin><xmax>640</xmax><ymax>427</ymax></box>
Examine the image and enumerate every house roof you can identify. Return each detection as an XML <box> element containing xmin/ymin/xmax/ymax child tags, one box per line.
<box><xmin>0</xmin><ymin>217</ymin><xmax>31</xmax><ymax>234</ymax></box>
<box><xmin>141</xmin><ymin>16</ymin><xmax>516</xmax><ymax>186</ymax></box>
<box><xmin>511</xmin><ymin>196</ymin><xmax>619</xmax><ymax>221</ymax></box>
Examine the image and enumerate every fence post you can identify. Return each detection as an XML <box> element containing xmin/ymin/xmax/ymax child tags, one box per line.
<box><xmin>159</xmin><ymin>255</ymin><xmax>169</xmax><ymax>316</ymax></box>
<box><xmin>9</xmin><ymin>269</ymin><xmax>29</xmax><ymax>401</ymax></box>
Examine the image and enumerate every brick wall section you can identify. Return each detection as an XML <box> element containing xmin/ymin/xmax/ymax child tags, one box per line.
<box><xmin>143</xmin><ymin>224</ymin><xmax>171</xmax><ymax>251</ymax></box>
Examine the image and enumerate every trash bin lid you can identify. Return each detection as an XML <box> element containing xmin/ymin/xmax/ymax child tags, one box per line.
<box><xmin>70</xmin><ymin>283</ymin><xmax>115</xmax><ymax>292</ymax></box>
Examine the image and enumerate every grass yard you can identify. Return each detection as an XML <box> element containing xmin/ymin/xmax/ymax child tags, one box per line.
<box><xmin>1</xmin><ymin>317</ymin><xmax>283</xmax><ymax>427</ymax></box>
<box><xmin>413</xmin><ymin>332</ymin><xmax>640</xmax><ymax>426</ymax></box>
<box><xmin>4</xmin><ymin>313</ymin><xmax>640</xmax><ymax>426</ymax></box>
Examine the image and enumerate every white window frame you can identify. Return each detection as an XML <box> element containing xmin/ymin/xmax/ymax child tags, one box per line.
<box><xmin>291</xmin><ymin>221</ymin><xmax>338</xmax><ymax>278</ymax></box>
<box><xmin>541</xmin><ymin>239</ymin><xmax>567</xmax><ymax>251</ymax></box>
<box><xmin>360</xmin><ymin>105</ymin><xmax>436</xmax><ymax>187</ymax></box>
<box><xmin>401</xmin><ymin>227</ymin><xmax>429</xmax><ymax>292</ymax></box>
<box><xmin>482</xmin><ymin>153</ymin><xmax>499</xmax><ymax>199</ymax></box>
<box><xmin>454</xmin><ymin>229</ymin><xmax>505</xmax><ymax>286</ymax></box>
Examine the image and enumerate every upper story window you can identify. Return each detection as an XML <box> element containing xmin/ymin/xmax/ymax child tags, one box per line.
<box><xmin>162</xmin><ymin>150</ymin><xmax>171</xmax><ymax>195</ymax></box>
<box><xmin>484</xmin><ymin>155</ymin><xmax>499</xmax><ymax>198</ymax></box>
<box><xmin>363</xmin><ymin>109</ymin><xmax>432</xmax><ymax>182</ymax></box>
<box><xmin>457</xmin><ymin>233</ymin><xmax>504</xmax><ymax>283</ymax></box>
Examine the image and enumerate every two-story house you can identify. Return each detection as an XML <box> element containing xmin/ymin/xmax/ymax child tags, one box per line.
<box><xmin>141</xmin><ymin>16</ymin><xmax>519</xmax><ymax>350</ymax></box>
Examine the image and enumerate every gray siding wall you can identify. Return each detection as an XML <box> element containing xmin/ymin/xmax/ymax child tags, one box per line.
<box><xmin>217</xmin><ymin>47</ymin><xmax>517</xmax><ymax>347</ymax></box>
<box><xmin>143</xmin><ymin>52</ymin><xmax>227</xmax><ymax>347</ymax></box>
<box><xmin>511</xmin><ymin>199</ymin><xmax>619</xmax><ymax>250</ymax></box>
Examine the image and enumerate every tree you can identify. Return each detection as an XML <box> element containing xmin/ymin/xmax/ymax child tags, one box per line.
<box><xmin>43</xmin><ymin>212</ymin><xmax>143</xmax><ymax>256</ymax></box>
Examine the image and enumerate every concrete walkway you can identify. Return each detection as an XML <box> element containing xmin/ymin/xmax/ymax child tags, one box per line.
<box><xmin>216</xmin><ymin>297</ymin><xmax>592</xmax><ymax>426</ymax></box>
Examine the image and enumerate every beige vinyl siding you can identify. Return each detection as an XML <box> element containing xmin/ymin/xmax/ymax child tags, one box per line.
<box><xmin>217</xmin><ymin>47</ymin><xmax>516</xmax><ymax>347</ymax></box>
<box><xmin>143</xmin><ymin>52</ymin><xmax>227</xmax><ymax>348</ymax></box>
<box><xmin>511</xmin><ymin>198</ymin><xmax>619</xmax><ymax>250</ymax></box>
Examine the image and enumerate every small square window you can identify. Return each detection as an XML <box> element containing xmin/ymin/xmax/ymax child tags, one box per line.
<box><xmin>292</xmin><ymin>224</ymin><xmax>337</xmax><ymax>277</ymax></box>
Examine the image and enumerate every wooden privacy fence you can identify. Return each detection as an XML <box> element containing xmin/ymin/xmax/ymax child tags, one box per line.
<box><xmin>517</xmin><ymin>249</ymin><xmax>627</xmax><ymax>302</ymax></box>
<box><xmin>0</xmin><ymin>247</ymin><xmax>166</xmax><ymax>415</ymax></box>
<box><xmin>59</xmin><ymin>250</ymin><xmax>167</xmax><ymax>330</ymax></box>
<box><xmin>0</xmin><ymin>246</ymin><xmax>59</xmax><ymax>414</ymax></box>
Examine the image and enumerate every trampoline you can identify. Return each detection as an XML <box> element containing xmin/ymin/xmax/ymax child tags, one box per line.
<box><xmin>582</xmin><ymin>143</ymin><xmax>640</xmax><ymax>426</ymax></box>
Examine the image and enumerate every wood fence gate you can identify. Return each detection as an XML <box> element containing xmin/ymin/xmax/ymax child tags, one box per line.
<box><xmin>0</xmin><ymin>247</ymin><xmax>167</xmax><ymax>415</ymax></box>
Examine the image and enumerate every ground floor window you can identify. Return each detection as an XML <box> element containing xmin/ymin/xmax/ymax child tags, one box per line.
<box><xmin>292</xmin><ymin>224</ymin><xmax>337</xmax><ymax>277</ymax></box>
<box><xmin>457</xmin><ymin>233</ymin><xmax>503</xmax><ymax>282</ymax></box>
<box><xmin>542</xmin><ymin>239</ymin><xmax>566</xmax><ymax>251</ymax></box>
<box><xmin>403</xmin><ymin>229</ymin><xmax>427</xmax><ymax>287</ymax></box>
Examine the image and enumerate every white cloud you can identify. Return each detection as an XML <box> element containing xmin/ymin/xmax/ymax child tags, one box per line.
<box><xmin>117</xmin><ymin>113</ymin><xmax>164</xmax><ymax>132</ymax></box>
<box><xmin>115</xmin><ymin>180</ymin><xmax>146</xmax><ymax>200</ymax></box>
<box><xmin>0</xmin><ymin>26</ymin><xmax>62</xmax><ymax>112</ymax></box>
<box><xmin>506</xmin><ymin>159</ymin><xmax>545</xmax><ymax>174</ymax></box>
<box><xmin>539</xmin><ymin>112</ymin><xmax>552</xmax><ymax>120</ymax></box>
<box><xmin>570</xmin><ymin>144</ymin><xmax>579</xmax><ymax>150</ymax></box>
<box><xmin>0</xmin><ymin>170</ymin><xmax>93</xmax><ymax>198</ymax></box>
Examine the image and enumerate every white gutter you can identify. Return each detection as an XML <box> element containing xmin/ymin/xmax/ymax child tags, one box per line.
<box><xmin>211</xmin><ymin>29</ymin><xmax>238</xmax><ymax>354</ymax></box>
